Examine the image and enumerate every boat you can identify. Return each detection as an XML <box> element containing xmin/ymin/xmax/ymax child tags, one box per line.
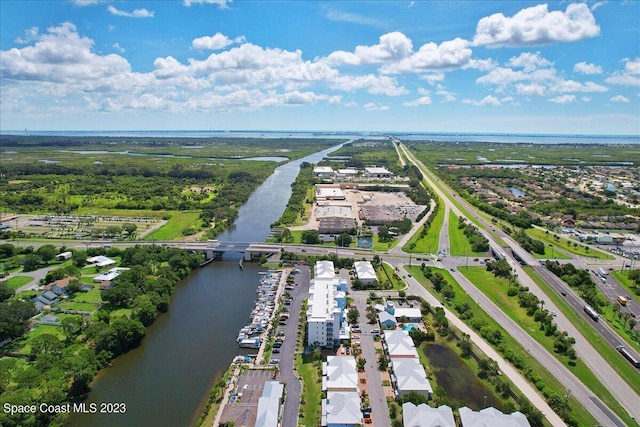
<box><xmin>239</xmin><ymin>338</ymin><xmax>261</xmax><ymax>349</ymax></box>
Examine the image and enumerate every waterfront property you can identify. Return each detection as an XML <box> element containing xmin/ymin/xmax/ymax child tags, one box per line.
<box><xmin>256</xmin><ymin>381</ymin><xmax>284</xmax><ymax>427</ymax></box>
<box><xmin>458</xmin><ymin>406</ymin><xmax>531</xmax><ymax>427</ymax></box>
<box><xmin>383</xmin><ymin>330</ymin><xmax>433</xmax><ymax>399</ymax></box>
<box><xmin>402</xmin><ymin>402</ymin><xmax>455</xmax><ymax>427</ymax></box>
<box><xmin>307</xmin><ymin>261</ymin><xmax>348</xmax><ymax>348</ymax></box>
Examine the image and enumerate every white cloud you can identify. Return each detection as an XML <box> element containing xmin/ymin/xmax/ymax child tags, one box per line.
<box><xmin>610</xmin><ymin>95</ymin><xmax>629</xmax><ymax>103</ymax></box>
<box><xmin>549</xmin><ymin>95</ymin><xmax>576</xmax><ymax>104</ymax></box>
<box><xmin>606</xmin><ymin>72</ymin><xmax>640</xmax><ymax>87</ymax></box>
<box><xmin>582</xmin><ymin>96</ymin><xmax>592</xmax><ymax>102</ymax></box>
<box><xmin>463</xmin><ymin>95</ymin><xmax>501</xmax><ymax>106</ymax></box>
<box><xmin>192</xmin><ymin>33</ymin><xmax>245</xmax><ymax>50</ymax></box>
<box><xmin>473</xmin><ymin>3</ymin><xmax>600</xmax><ymax>47</ymax></box>
<box><xmin>551</xmin><ymin>80</ymin><xmax>608</xmax><ymax>93</ymax></box>
<box><xmin>591</xmin><ymin>1</ymin><xmax>606</xmax><ymax>11</ymax></box>
<box><xmin>14</xmin><ymin>27</ymin><xmax>39</xmax><ymax>44</ymax></box>
<box><xmin>403</xmin><ymin>88</ymin><xmax>431</xmax><ymax>106</ymax></box>
<box><xmin>184</xmin><ymin>0</ymin><xmax>232</xmax><ymax>8</ymax></box>
<box><xmin>364</xmin><ymin>102</ymin><xmax>389</xmax><ymax>111</ymax></box>
<box><xmin>436</xmin><ymin>84</ymin><xmax>456</xmax><ymax>102</ymax></box>
<box><xmin>516</xmin><ymin>83</ymin><xmax>546</xmax><ymax>96</ymax></box>
<box><xmin>113</xmin><ymin>43</ymin><xmax>125</xmax><ymax>53</ymax></box>
<box><xmin>419</xmin><ymin>72</ymin><xmax>445</xmax><ymax>85</ymax></box>
<box><xmin>382</xmin><ymin>38</ymin><xmax>472</xmax><ymax>73</ymax></box>
<box><xmin>574</xmin><ymin>61</ymin><xmax>602</xmax><ymax>74</ymax></box>
<box><xmin>325</xmin><ymin>8</ymin><xmax>383</xmax><ymax>27</ymax></box>
<box><xmin>71</xmin><ymin>0</ymin><xmax>108</xmax><ymax>5</ymax></box>
<box><xmin>326</xmin><ymin>32</ymin><xmax>413</xmax><ymax>66</ymax></box>
<box><xmin>507</xmin><ymin>52</ymin><xmax>552</xmax><ymax>72</ymax></box>
<box><xmin>331</xmin><ymin>74</ymin><xmax>407</xmax><ymax>96</ymax></box>
<box><xmin>624</xmin><ymin>58</ymin><xmax>640</xmax><ymax>75</ymax></box>
<box><xmin>107</xmin><ymin>5</ymin><xmax>155</xmax><ymax>18</ymax></box>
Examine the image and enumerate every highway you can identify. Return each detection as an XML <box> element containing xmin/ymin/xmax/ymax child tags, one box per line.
<box><xmin>397</xmin><ymin>141</ymin><xmax>640</xmax><ymax>425</ymax></box>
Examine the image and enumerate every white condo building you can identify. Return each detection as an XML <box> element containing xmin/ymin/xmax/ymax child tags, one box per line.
<box><xmin>307</xmin><ymin>261</ymin><xmax>347</xmax><ymax>348</ymax></box>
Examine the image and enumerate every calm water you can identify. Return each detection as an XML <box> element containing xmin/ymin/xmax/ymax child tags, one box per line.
<box><xmin>422</xmin><ymin>343</ymin><xmax>503</xmax><ymax>410</ymax></box>
<box><xmin>69</xmin><ymin>142</ymin><xmax>345</xmax><ymax>427</ymax></box>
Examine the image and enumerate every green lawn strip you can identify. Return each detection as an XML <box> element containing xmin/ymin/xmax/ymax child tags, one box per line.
<box><xmin>75</xmin><ymin>207</ymin><xmax>167</xmax><ymax>218</ymax></box>
<box><xmin>463</xmin><ymin>266</ymin><xmax>638</xmax><ymax>425</ymax></box>
<box><xmin>15</xmin><ymin>324</ymin><xmax>66</xmax><ymax>355</ymax></box>
<box><xmin>73</xmin><ymin>285</ymin><xmax>103</xmax><ymax>303</ymax></box>
<box><xmin>526</xmin><ymin>266</ymin><xmax>640</xmax><ymax>399</ymax></box>
<box><xmin>527</xmin><ymin>226</ymin><xmax>613</xmax><ymax>260</ymax></box>
<box><xmin>406</xmin><ymin>265</ymin><xmax>598</xmax><ymax>427</ymax></box>
<box><xmin>4</xmin><ymin>275</ymin><xmax>34</xmax><ymax>291</ymax></box>
<box><xmin>380</xmin><ymin>262</ymin><xmax>406</xmax><ymax>290</ymax></box>
<box><xmin>448</xmin><ymin>211</ymin><xmax>486</xmax><ymax>257</ymax></box>
<box><xmin>144</xmin><ymin>211</ymin><xmax>202</xmax><ymax>241</ymax></box>
<box><xmin>403</xmin><ymin>195</ymin><xmax>444</xmax><ymax>253</ymax></box>
<box><xmin>297</xmin><ymin>354</ymin><xmax>322</xmax><ymax>426</ymax></box>
<box><xmin>611</xmin><ymin>270</ymin><xmax>640</xmax><ymax>298</ymax></box>
<box><xmin>58</xmin><ymin>301</ymin><xmax>97</xmax><ymax>312</ymax></box>
<box><xmin>374</xmin><ymin>234</ymin><xmax>399</xmax><ymax>252</ymax></box>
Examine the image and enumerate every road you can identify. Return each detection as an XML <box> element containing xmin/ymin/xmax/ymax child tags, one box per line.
<box><xmin>278</xmin><ymin>264</ymin><xmax>309</xmax><ymax>427</ymax></box>
<box><xmin>397</xmin><ymin>142</ymin><xmax>639</xmax><ymax>425</ymax></box>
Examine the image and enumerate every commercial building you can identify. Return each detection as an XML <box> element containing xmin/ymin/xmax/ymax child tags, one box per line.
<box><xmin>255</xmin><ymin>381</ymin><xmax>284</xmax><ymax>427</ymax></box>
<box><xmin>314</xmin><ymin>166</ymin><xmax>335</xmax><ymax>179</ymax></box>
<box><xmin>316</xmin><ymin>184</ymin><xmax>346</xmax><ymax>200</ymax></box>
<box><xmin>307</xmin><ymin>261</ymin><xmax>348</xmax><ymax>347</ymax></box>
<box><xmin>364</xmin><ymin>166</ymin><xmax>393</xmax><ymax>178</ymax></box>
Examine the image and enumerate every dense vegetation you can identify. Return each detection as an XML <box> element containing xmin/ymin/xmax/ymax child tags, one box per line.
<box><xmin>272</xmin><ymin>162</ymin><xmax>316</xmax><ymax>227</ymax></box>
<box><xmin>0</xmin><ymin>244</ymin><xmax>203</xmax><ymax>427</ymax></box>
<box><xmin>544</xmin><ymin>261</ymin><xmax>602</xmax><ymax>310</ymax></box>
<box><xmin>458</xmin><ymin>216</ymin><xmax>489</xmax><ymax>252</ymax></box>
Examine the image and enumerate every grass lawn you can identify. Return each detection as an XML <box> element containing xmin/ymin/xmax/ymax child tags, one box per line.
<box><xmin>462</xmin><ymin>266</ymin><xmax>638</xmax><ymax>426</ymax></box>
<box><xmin>4</xmin><ymin>275</ymin><xmax>34</xmax><ymax>291</ymax></box>
<box><xmin>448</xmin><ymin>211</ymin><xmax>486</xmax><ymax>257</ymax></box>
<box><xmin>407</xmin><ymin>264</ymin><xmax>598</xmax><ymax>427</ymax></box>
<box><xmin>16</xmin><ymin>324</ymin><xmax>65</xmax><ymax>355</ymax></box>
<box><xmin>527</xmin><ymin>226</ymin><xmax>614</xmax><ymax>260</ymax></box>
<box><xmin>373</xmin><ymin>234</ymin><xmax>399</xmax><ymax>252</ymax></box>
<box><xmin>297</xmin><ymin>353</ymin><xmax>322</xmax><ymax>426</ymax></box>
<box><xmin>379</xmin><ymin>262</ymin><xmax>406</xmax><ymax>290</ymax></box>
<box><xmin>144</xmin><ymin>211</ymin><xmax>202</xmax><ymax>241</ymax></box>
<box><xmin>403</xmin><ymin>196</ymin><xmax>444</xmax><ymax>253</ymax></box>
<box><xmin>73</xmin><ymin>285</ymin><xmax>103</xmax><ymax>303</ymax></box>
<box><xmin>611</xmin><ymin>269</ymin><xmax>640</xmax><ymax>299</ymax></box>
<box><xmin>58</xmin><ymin>301</ymin><xmax>98</xmax><ymax>312</ymax></box>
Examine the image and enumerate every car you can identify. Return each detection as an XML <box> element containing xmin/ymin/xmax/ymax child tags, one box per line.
<box><xmin>561</xmin><ymin>291</ymin><xmax>567</xmax><ymax>296</ymax></box>
<box><xmin>273</xmin><ymin>348</ymin><xmax>280</xmax><ymax>353</ymax></box>
<box><xmin>301</xmin><ymin>249</ymin><xmax>307</xmax><ymax>252</ymax></box>
<box><xmin>450</xmin><ymin>268</ymin><xmax>455</xmax><ymax>272</ymax></box>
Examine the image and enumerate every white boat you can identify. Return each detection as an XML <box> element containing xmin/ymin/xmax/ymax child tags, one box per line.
<box><xmin>239</xmin><ymin>338</ymin><xmax>261</xmax><ymax>349</ymax></box>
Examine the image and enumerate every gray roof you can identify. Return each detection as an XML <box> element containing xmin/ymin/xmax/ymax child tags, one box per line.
<box><xmin>402</xmin><ymin>403</ymin><xmax>455</xmax><ymax>427</ymax></box>
<box><xmin>459</xmin><ymin>406</ymin><xmax>531</xmax><ymax>427</ymax></box>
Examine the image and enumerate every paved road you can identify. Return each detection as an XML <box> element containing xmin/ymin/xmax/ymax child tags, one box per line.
<box><xmin>278</xmin><ymin>264</ymin><xmax>309</xmax><ymax>427</ymax></box>
<box><xmin>398</xmin><ymin>142</ymin><xmax>638</xmax><ymax>425</ymax></box>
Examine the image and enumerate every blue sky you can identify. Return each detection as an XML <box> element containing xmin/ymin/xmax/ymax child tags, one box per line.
<box><xmin>1</xmin><ymin>0</ymin><xmax>638</xmax><ymax>134</ymax></box>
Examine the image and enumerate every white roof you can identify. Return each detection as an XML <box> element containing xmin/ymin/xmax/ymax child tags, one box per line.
<box><xmin>315</xmin><ymin>260</ymin><xmax>335</xmax><ymax>279</ymax></box>
<box><xmin>262</xmin><ymin>381</ymin><xmax>284</xmax><ymax>399</ymax></box>
<box><xmin>391</xmin><ymin>358</ymin><xmax>432</xmax><ymax>394</ymax></box>
<box><xmin>459</xmin><ymin>407</ymin><xmax>531</xmax><ymax>427</ymax></box>
<box><xmin>365</xmin><ymin>166</ymin><xmax>392</xmax><ymax>175</ymax></box>
<box><xmin>354</xmin><ymin>261</ymin><xmax>377</xmax><ymax>280</ymax></box>
<box><xmin>308</xmin><ymin>278</ymin><xmax>339</xmax><ymax>322</ymax></box>
<box><xmin>87</xmin><ymin>255</ymin><xmax>116</xmax><ymax>267</ymax></box>
<box><xmin>256</xmin><ymin>397</ymin><xmax>279</xmax><ymax>427</ymax></box>
<box><xmin>378</xmin><ymin>311</ymin><xmax>397</xmax><ymax>325</ymax></box>
<box><xmin>325</xmin><ymin>391</ymin><xmax>362</xmax><ymax>425</ymax></box>
<box><xmin>394</xmin><ymin>307</ymin><xmax>422</xmax><ymax>319</ymax></box>
<box><xmin>316</xmin><ymin>186</ymin><xmax>345</xmax><ymax>199</ymax></box>
<box><xmin>314</xmin><ymin>166</ymin><xmax>334</xmax><ymax>173</ymax></box>
<box><xmin>93</xmin><ymin>267</ymin><xmax>129</xmax><ymax>283</ymax></box>
<box><xmin>315</xmin><ymin>205</ymin><xmax>352</xmax><ymax>219</ymax></box>
<box><xmin>384</xmin><ymin>330</ymin><xmax>418</xmax><ymax>358</ymax></box>
<box><xmin>337</xmin><ymin>168</ymin><xmax>358</xmax><ymax>175</ymax></box>
<box><xmin>402</xmin><ymin>403</ymin><xmax>455</xmax><ymax>427</ymax></box>
<box><xmin>324</xmin><ymin>356</ymin><xmax>358</xmax><ymax>391</ymax></box>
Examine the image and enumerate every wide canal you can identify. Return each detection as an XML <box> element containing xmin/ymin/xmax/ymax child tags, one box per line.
<box><xmin>69</xmin><ymin>141</ymin><xmax>346</xmax><ymax>427</ymax></box>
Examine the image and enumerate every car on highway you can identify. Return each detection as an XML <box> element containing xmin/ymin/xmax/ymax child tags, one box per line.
<box><xmin>561</xmin><ymin>291</ymin><xmax>567</xmax><ymax>296</ymax></box>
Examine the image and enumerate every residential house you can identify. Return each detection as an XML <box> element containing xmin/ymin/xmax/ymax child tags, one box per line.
<box><xmin>458</xmin><ymin>406</ymin><xmax>531</xmax><ymax>427</ymax></box>
<box><xmin>255</xmin><ymin>381</ymin><xmax>284</xmax><ymax>427</ymax></box>
<box><xmin>402</xmin><ymin>403</ymin><xmax>455</xmax><ymax>427</ymax></box>
<box><xmin>353</xmin><ymin>261</ymin><xmax>377</xmax><ymax>286</ymax></box>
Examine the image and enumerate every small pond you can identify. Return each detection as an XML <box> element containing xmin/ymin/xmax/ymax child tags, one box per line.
<box><xmin>422</xmin><ymin>343</ymin><xmax>503</xmax><ymax>410</ymax></box>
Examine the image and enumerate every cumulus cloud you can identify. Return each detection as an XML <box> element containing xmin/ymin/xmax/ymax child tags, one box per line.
<box><xmin>113</xmin><ymin>43</ymin><xmax>125</xmax><ymax>53</ymax></box>
<box><xmin>463</xmin><ymin>95</ymin><xmax>501</xmax><ymax>106</ymax></box>
<box><xmin>624</xmin><ymin>58</ymin><xmax>640</xmax><ymax>75</ymax></box>
<box><xmin>403</xmin><ymin>88</ymin><xmax>432</xmax><ymax>106</ymax></box>
<box><xmin>435</xmin><ymin>84</ymin><xmax>456</xmax><ymax>102</ymax></box>
<box><xmin>549</xmin><ymin>94</ymin><xmax>576</xmax><ymax>104</ymax></box>
<box><xmin>184</xmin><ymin>0</ymin><xmax>232</xmax><ymax>7</ymax></box>
<box><xmin>382</xmin><ymin>38</ymin><xmax>472</xmax><ymax>73</ymax></box>
<box><xmin>72</xmin><ymin>0</ymin><xmax>108</xmax><ymax>5</ymax></box>
<box><xmin>191</xmin><ymin>33</ymin><xmax>245</xmax><ymax>50</ymax></box>
<box><xmin>473</xmin><ymin>3</ymin><xmax>600</xmax><ymax>47</ymax></box>
<box><xmin>574</xmin><ymin>61</ymin><xmax>602</xmax><ymax>74</ymax></box>
<box><xmin>507</xmin><ymin>52</ymin><xmax>552</xmax><ymax>72</ymax></box>
<box><xmin>364</xmin><ymin>102</ymin><xmax>389</xmax><ymax>111</ymax></box>
<box><xmin>326</xmin><ymin>32</ymin><xmax>413</xmax><ymax>66</ymax></box>
<box><xmin>107</xmin><ymin>5</ymin><xmax>155</xmax><ymax>18</ymax></box>
<box><xmin>420</xmin><ymin>72</ymin><xmax>445</xmax><ymax>85</ymax></box>
<box><xmin>14</xmin><ymin>27</ymin><xmax>39</xmax><ymax>44</ymax></box>
<box><xmin>610</xmin><ymin>95</ymin><xmax>629</xmax><ymax>103</ymax></box>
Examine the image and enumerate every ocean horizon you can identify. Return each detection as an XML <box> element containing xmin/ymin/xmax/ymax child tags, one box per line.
<box><xmin>1</xmin><ymin>129</ymin><xmax>639</xmax><ymax>144</ymax></box>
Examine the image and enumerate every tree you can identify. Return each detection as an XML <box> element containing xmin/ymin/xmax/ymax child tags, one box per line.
<box><xmin>335</xmin><ymin>233</ymin><xmax>352</xmax><ymax>247</ymax></box>
<box><xmin>377</xmin><ymin>354</ymin><xmax>388</xmax><ymax>371</ymax></box>
<box><xmin>30</xmin><ymin>333</ymin><xmax>63</xmax><ymax>360</ymax></box>
<box><xmin>300</xmin><ymin>229</ymin><xmax>320</xmax><ymax>244</ymax></box>
<box><xmin>347</xmin><ymin>307</ymin><xmax>360</xmax><ymax>325</ymax></box>
<box><xmin>0</xmin><ymin>299</ymin><xmax>37</xmax><ymax>340</ymax></box>
<box><xmin>36</xmin><ymin>245</ymin><xmax>57</xmax><ymax>264</ymax></box>
<box><xmin>356</xmin><ymin>357</ymin><xmax>366</xmax><ymax>371</ymax></box>
<box><xmin>0</xmin><ymin>282</ymin><xmax>14</xmax><ymax>302</ymax></box>
<box><xmin>22</xmin><ymin>254</ymin><xmax>42</xmax><ymax>272</ymax></box>
<box><xmin>72</xmin><ymin>250</ymin><xmax>87</xmax><ymax>268</ymax></box>
<box><xmin>122</xmin><ymin>223</ymin><xmax>137</xmax><ymax>237</ymax></box>
<box><xmin>66</xmin><ymin>279</ymin><xmax>81</xmax><ymax>297</ymax></box>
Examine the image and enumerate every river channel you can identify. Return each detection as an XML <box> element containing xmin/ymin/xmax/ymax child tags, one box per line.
<box><xmin>69</xmin><ymin>141</ymin><xmax>347</xmax><ymax>427</ymax></box>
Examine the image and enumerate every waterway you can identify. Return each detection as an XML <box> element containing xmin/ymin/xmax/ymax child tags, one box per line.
<box><xmin>69</xmin><ymin>141</ymin><xmax>346</xmax><ymax>427</ymax></box>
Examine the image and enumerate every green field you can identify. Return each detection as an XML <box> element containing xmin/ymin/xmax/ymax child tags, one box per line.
<box><xmin>448</xmin><ymin>211</ymin><xmax>487</xmax><ymax>257</ymax></box>
<box><xmin>4</xmin><ymin>275</ymin><xmax>33</xmax><ymax>291</ymax></box>
<box><xmin>403</xmin><ymin>197</ymin><xmax>443</xmax><ymax>253</ymax></box>
<box><xmin>461</xmin><ymin>266</ymin><xmax>638</xmax><ymax>426</ymax></box>
<box><xmin>526</xmin><ymin>226</ymin><xmax>613</xmax><ymax>260</ymax></box>
<box><xmin>297</xmin><ymin>354</ymin><xmax>322</xmax><ymax>426</ymax></box>
<box><xmin>144</xmin><ymin>211</ymin><xmax>202</xmax><ymax>241</ymax></box>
